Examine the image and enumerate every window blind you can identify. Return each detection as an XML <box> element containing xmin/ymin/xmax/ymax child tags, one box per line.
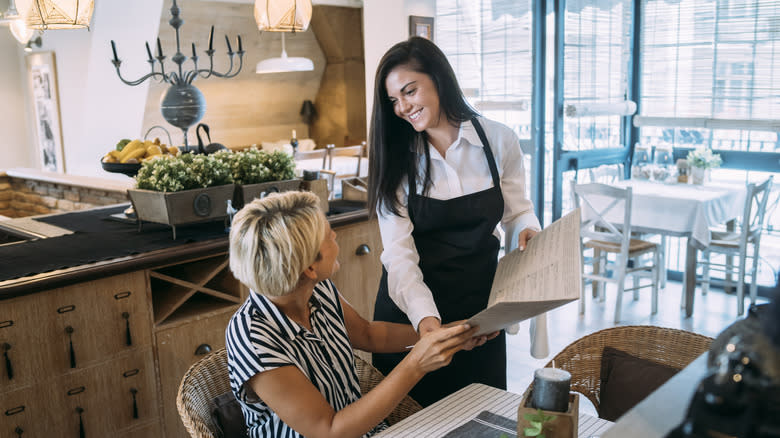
<box><xmin>640</xmin><ymin>0</ymin><xmax>780</xmax><ymax>151</ymax></box>
<box><xmin>435</xmin><ymin>0</ymin><xmax>533</xmax><ymax>136</ymax></box>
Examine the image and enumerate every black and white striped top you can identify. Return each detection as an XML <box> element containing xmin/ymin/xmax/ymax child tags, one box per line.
<box><xmin>226</xmin><ymin>279</ymin><xmax>371</xmax><ymax>438</ymax></box>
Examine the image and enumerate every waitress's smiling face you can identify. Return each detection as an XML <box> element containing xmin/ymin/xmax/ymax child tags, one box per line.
<box><xmin>385</xmin><ymin>64</ymin><xmax>443</xmax><ymax>133</ymax></box>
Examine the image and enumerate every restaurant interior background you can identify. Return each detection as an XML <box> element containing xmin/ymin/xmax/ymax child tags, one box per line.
<box><xmin>1</xmin><ymin>0</ymin><xmax>778</xmax><ymax>294</ymax></box>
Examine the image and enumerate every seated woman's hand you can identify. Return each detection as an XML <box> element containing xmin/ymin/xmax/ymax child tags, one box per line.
<box><xmin>406</xmin><ymin>324</ymin><xmax>478</xmax><ymax>374</ymax></box>
<box><xmin>443</xmin><ymin>320</ymin><xmax>500</xmax><ymax>351</ymax></box>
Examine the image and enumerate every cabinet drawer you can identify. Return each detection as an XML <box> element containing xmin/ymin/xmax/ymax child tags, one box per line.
<box><xmin>332</xmin><ymin>219</ymin><xmax>383</xmax><ymax>320</ymax></box>
<box><xmin>0</xmin><ymin>385</ymin><xmax>49</xmax><ymax>437</ymax></box>
<box><xmin>157</xmin><ymin>309</ymin><xmax>236</xmax><ymax>438</ymax></box>
<box><xmin>0</xmin><ymin>295</ymin><xmax>53</xmax><ymax>390</ymax></box>
<box><xmin>41</xmin><ymin>272</ymin><xmax>151</xmax><ymax>375</ymax></box>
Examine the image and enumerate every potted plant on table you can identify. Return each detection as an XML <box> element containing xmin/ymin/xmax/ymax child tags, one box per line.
<box><xmin>212</xmin><ymin>147</ymin><xmax>300</xmax><ymax>207</ymax></box>
<box><xmin>686</xmin><ymin>148</ymin><xmax>722</xmax><ymax>184</ymax></box>
<box><xmin>129</xmin><ymin>153</ymin><xmax>234</xmax><ymax>239</ymax></box>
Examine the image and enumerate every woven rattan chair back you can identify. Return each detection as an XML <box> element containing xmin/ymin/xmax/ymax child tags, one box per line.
<box><xmin>177</xmin><ymin>348</ymin><xmax>231</xmax><ymax>438</ymax></box>
<box><xmin>177</xmin><ymin>349</ymin><xmax>423</xmax><ymax>437</ymax></box>
<box><xmin>522</xmin><ymin>325</ymin><xmax>712</xmax><ymax>415</ymax></box>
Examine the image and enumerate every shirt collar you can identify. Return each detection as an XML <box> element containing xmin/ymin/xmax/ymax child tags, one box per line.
<box><xmin>248</xmin><ymin>288</ymin><xmax>323</xmax><ymax>341</ymax></box>
<box><xmin>420</xmin><ymin>118</ymin><xmax>484</xmax><ymax>160</ymax></box>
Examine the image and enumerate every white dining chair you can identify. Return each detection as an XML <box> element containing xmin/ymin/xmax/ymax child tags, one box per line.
<box><xmin>571</xmin><ymin>181</ymin><xmax>662</xmax><ymax>323</ymax></box>
<box><xmin>697</xmin><ymin>176</ymin><xmax>773</xmax><ymax>316</ymax></box>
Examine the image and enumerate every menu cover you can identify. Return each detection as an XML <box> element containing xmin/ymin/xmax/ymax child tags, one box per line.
<box><xmin>467</xmin><ymin>209</ymin><xmax>582</xmax><ymax>336</ymax></box>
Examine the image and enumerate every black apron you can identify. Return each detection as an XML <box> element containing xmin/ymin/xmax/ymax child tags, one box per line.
<box><xmin>373</xmin><ymin>118</ymin><xmax>506</xmax><ymax>407</ymax></box>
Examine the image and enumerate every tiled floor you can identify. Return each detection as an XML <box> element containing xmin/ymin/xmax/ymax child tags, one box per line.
<box><xmin>504</xmin><ymin>280</ymin><xmax>769</xmax><ymax>398</ymax></box>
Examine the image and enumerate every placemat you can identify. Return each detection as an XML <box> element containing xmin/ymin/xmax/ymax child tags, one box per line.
<box><xmin>0</xmin><ymin>205</ymin><xmax>228</xmax><ymax>282</ymax></box>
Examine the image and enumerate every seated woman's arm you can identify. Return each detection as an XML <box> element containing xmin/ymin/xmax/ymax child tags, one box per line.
<box><xmin>340</xmin><ymin>295</ymin><xmax>418</xmax><ymax>352</ymax></box>
<box><xmin>247</xmin><ymin>323</ymin><xmax>475</xmax><ymax>438</ymax></box>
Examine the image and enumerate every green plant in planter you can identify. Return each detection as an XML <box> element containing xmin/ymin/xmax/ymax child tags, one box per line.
<box><xmin>523</xmin><ymin>409</ymin><xmax>557</xmax><ymax>438</ymax></box>
<box><xmin>135</xmin><ymin>153</ymin><xmax>233</xmax><ymax>192</ymax></box>
<box><xmin>212</xmin><ymin>148</ymin><xmax>297</xmax><ymax>184</ymax></box>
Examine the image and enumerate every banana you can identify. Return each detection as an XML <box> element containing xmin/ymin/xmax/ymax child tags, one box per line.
<box><xmin>121</xmin><ymin>147</ymin><xmax>146</xmax><ymax>163</ymax></box>
<box><xmin>167</xmin><ymin>145</ymin><xmax>180</xmax><ymax>156</ymax></box>
<box><xmin>146</xmin><ymin>145</ymin><xmax>163</xmax><ymax>156</ymax></box>
<box><xmin>118</xmin><ymin>140</ymin><xmax>145</xmax><ymax>162</ymax></box>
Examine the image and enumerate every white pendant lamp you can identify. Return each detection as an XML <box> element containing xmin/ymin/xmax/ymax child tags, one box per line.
<box><xmin>16</xmin><ymin>0</ymin><xmax>94</xmax><ymax>30</ymax></box>
<box><xmin>254</xmin><ymin>0</ymin><xmax>314</xmax><ymax>74</ymax></box>
<box><xmin>254</xmin><ymin>0</ymin><xmax>312</xmax><ymax>32</ymax></box>
<box><xmin>0</xmin><ymin>0</ymin><xmax>33</xmax><ymax>44</ymax></box>
<box><xmin>256</xmin><ymin>32</ymin><xmax>314</xmax><ymax>74</ymax></box>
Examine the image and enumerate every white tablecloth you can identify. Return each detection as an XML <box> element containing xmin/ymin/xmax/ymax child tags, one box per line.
<box><xmin>585</xmin><ymin>180</ymin><xmax>746</xmax><ymax>248</ymax></box>
<box><xmin>376</xmin><ymin>383</ymin><xmax>613</xmax><ymax>437</ymax></box>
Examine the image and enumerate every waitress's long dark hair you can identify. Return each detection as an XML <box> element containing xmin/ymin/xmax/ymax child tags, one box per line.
<box><xmin>368</xmin><ymin>36</ymin><xmax>478</xmax><ymax>217</ymax></box>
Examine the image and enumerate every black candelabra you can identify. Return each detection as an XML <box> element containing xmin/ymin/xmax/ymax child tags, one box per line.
<box><xmin>110</xmin><ymin>0</ymin><xmax>244</xmax><ymax>150</ymax></box>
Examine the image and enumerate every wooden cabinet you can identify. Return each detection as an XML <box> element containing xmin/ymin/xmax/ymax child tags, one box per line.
<box><xmin>331</xmin><ymin>218</ymin><xmax>384</xmax><ymax>321</ymax></box>
<box><xmin>156</xmin><ymin>309</ymin><xmax>235</xmax><ymax>438</ymax></box>
<box><xmin>0</xmin><ymin>217</ymin><xmax>380</xmax><ymax>437</ymax></box>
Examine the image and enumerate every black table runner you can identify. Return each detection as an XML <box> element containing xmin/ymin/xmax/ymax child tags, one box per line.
<box><xmin>0</xmin><ymin>205</ymin><xmax>228</xmax><ymax>282</ymax></box>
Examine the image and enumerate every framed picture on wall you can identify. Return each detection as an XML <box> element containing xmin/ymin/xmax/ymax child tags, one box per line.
<box><xmin>409</xmin><ymin>16</ymin><xmax>434</xmax><ymax>42</ymax></box>
<box><xmin>26</xmin><ymin>51</ymin><xmax>65</xmax><ymax>173</ymax></box>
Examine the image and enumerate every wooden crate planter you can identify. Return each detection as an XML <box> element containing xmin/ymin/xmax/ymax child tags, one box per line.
<box><xmin>235</xmin><ymin>179</ymin><xmax>302</xmax><ymax>207</ymax></box>
<box><xmin>128</xmin><ymin>184</ymin><xmax>236</xmax><ymax>239</ymax></box>
<box><xmin>518</xmin><ymin>392</ymin><xmax>579</xmax><ymax>438</ymax></box>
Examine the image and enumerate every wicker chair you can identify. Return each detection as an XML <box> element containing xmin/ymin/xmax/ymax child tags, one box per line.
<box><xmin>177</xmin><ymin>348</ymin><xmax>423</xmax><ymax>438</ymax></box>
<box><xmin>522</xmin><ymin>325</ymin><xmax>712</xmax><ymax>416</ymax></box>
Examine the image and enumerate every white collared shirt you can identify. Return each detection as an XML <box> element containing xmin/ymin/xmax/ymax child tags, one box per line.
<box><xmin>377</xmin><ymin>117</ymin><xmax>541</xmax><ymax>330</ymax></box>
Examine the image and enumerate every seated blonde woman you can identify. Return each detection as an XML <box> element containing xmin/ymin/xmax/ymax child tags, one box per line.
<box><xmin>226</xmin><ymin>191</ymin><xmax>487</xmax><ymax>438</ymax></box>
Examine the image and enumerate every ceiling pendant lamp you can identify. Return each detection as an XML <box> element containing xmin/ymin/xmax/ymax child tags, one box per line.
<box><xmin>255</xmin><ymin>32</ymin><xmax>313</xmax><ymax>74</ymax></box>
<box><xmin>16</xmin><ymin>0</ymin><xmax>94</xmax><ymax>30</ymax></box>
<box><xmin>10</xmin><ymin>18</ymin><xmax>34</xmax><ymax>44</ymax></box>
<box><xmin>254</xmin><ymin>0</ymin><xmax>312</xmax><ymax>32</ymax></box>
<box><xmin>254</xmin><ymin>0</ymin><xmax>314</xmax><ymax>74</ymax></box>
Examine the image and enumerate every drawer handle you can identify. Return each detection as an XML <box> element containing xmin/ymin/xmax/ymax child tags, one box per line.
<box><xmin>67</xmin><ymin>386</ymin><xmax>86</xmax><ymax>396</ymax></box>
<box><xmin>130</xmin><ymin>388</ymin><xmax>139</xmax><ymax>419</ymax></box>
<box><xmin>355</xmin><ymin>244</ymin><xmax>371</xmax><ymax>256</ymax></box>
<box><xmin>57</xmin><ymin>305</ymin><xmax>76</xmax><ymax>314</ymax></box>
<box><xmin>66</xmin><ymin>326</ymin><xmax>76</xmax><ymax>368</ymax></box>
<box><xmin>15</xmin><ymin>426</ymin><xmax>23</xmax><ymax>437</ymax></box>
<box><xmin>114</xmin><ymin>291</ymin><xmax>132</xmax><ymax>300</ymax></box>
<box><xmin>194</xmin><ymin>344</ymin><xmax>212</xmax><ymax>355</ymax></box>
<box><xmin>123</xmin><ymin>369</ymin><xmax>139</xmax><ymax>378</ymax></box>
<box><xmin>122</xmin><ymin>312</ymin><xmax>132</xmax><ymax>346</ymax></box>
<box><xmin>5</xmin><ymin>405</ymin><xmax>24</xmax><ymax>416</ymax></box>
<box><xmin>0</xmin><ymin>320</ymin><xmax>13</xmax><ymax>329</ymax></box>
<box><xmin>76</xmin><ymin>406</ymin><xmax>85</xmax><ymax>438</ymax></box>
<box><xmin>3</xmin><ymin>343</ymin><xmax>12</xmax><ymax>380</ymax></box>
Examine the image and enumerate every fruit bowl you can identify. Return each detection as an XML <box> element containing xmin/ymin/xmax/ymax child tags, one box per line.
<box><xmin>101</xmin><ymin>160</ymin><xmax>142</xmax><ymax>177</ymax></box>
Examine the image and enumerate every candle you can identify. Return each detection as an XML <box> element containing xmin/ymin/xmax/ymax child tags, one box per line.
<box><xmin>225</xmin><ymin>35</ymin><xmax>232</xmax><ymax>53</ymax></box>
<box><xmin>208</xmin><ymin>25</ymin><xmax>214</xmax><ymax>51</ymax></box>
<box><xmin>110</xmin><ymin>40</ymin><xmax>119</xmax><ymax>62</ymax></box>
<box><xmin>237</xmin><ymin>35</ymin><xmax>242</xmax><ymax>53</ymax></box>
<box><xmin>156</xmin><ymin>37</ymin><xmax>163</xmax><ymax>58</ymax></box>
<box><xmin>145</xmin><ymin>41</ymin><xmax>153</xmax><ymax>61</ymax></box>
<box><xmin>531</xmin><ymin>368</ymin><xmax>571</xmax><ymax>412</ymax></box>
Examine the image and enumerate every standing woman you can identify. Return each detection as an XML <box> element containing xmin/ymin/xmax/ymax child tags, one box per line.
<box><xmin>368</xmin><ymin>36</ymin><xmax>542</xmax><ymax>406</ymax></box>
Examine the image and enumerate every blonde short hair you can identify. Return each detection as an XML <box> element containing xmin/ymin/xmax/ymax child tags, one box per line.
<box><xmin>229</xmin><ymin>191</ymin><xmax>327</xmax><ymax>297</ymax></box>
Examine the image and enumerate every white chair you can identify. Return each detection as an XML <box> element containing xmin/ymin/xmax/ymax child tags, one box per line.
<box><xmin>571</xmin><ymin>181</ymin><xmax>662</xmax><ymax>323</ymax></box>
<box><xmin>324</xmin><ymin>143</ymin><xmax>366</xmax><ymax>198</ymax></box>
<box><xmin>698</xmin><ymin>176</ymin><xmax>773</xmax><ymax>316</ymax></box>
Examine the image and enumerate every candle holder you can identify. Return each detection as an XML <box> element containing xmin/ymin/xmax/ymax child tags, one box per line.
<box><xmin>110</xmin><ymin>0</ymin><xmax>244</xmax><ymax>151</ymax></box>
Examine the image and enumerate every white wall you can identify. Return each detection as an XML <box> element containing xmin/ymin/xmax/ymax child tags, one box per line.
<box><xmin>362</xmin><ymin>0</ymin><xmax>435</xmax><ymax>129</ymax></box>
<box><xmin>0</xmin><ymin>0</ymin><xmax>163</xmax><ymax>178</ymax></box>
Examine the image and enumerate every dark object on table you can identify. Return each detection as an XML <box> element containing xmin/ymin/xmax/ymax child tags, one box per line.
<box><xmin>196</xmin><ymin>123</ymin><xmax>228</xmax><ymax>155</ymax></box>
<box><xmin>666</xmin><ymin>293</ymin><xmax>780</xmax><ymax>438</ymax></box>
<box><xmin>531</xmin><ymin>368</ymin><xmax>571</xmax><ymax>412</ymax></box>
<box><xmin>101</xmin><ymin>160</ymin><xmax>142</xmax><ymax>177</ymax></box>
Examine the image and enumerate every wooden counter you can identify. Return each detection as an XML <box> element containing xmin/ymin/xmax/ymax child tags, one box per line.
<box><xmin>0</xmin><ymin>206</ymin><xmax>383</xmax><ymax>438</ymax></box>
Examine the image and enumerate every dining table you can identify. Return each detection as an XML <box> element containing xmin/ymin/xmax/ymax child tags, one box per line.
<box><xmin>587</xmin><ymin>179</ymin><xmax>746</xmax><ymax>316</ymax></box>
<box><xmin>375</xmin><ymin>383</ymin><xmax>613</xmax><ymax>437</ymax></box>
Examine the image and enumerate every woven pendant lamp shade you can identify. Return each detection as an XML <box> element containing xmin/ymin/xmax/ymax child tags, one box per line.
<box><xmin>254</xmin><ymin>0</ymin><xmax>312</xmax><ymax>32</ymax></box>
<box><xmin>17</xmin><ymin>0</ymin><xmax>94</xmax><ymax>30</ymax></box>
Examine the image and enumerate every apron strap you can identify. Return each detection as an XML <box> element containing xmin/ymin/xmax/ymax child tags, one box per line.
<box><xmin>471</xmin><ymin>117</ymin><xmax>502</xmax><ymax>190</ymax></box>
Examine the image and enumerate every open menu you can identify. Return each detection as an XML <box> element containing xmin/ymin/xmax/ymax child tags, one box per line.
<box><xmin>467</xmin><ymin>209</ymin><xmax>582</xmax><ymax>336</ymax></box>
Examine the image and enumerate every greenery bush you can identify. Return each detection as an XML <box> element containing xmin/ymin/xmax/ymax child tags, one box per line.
<box><xmin>134</xmin><ymin>153</ymin><xmax>233</xmax><ymax>192</ymax></box>
<box><xmin>213</xmin><ymin>147</ymin><xmax>297</xmax><ymax>185</ymax></box>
